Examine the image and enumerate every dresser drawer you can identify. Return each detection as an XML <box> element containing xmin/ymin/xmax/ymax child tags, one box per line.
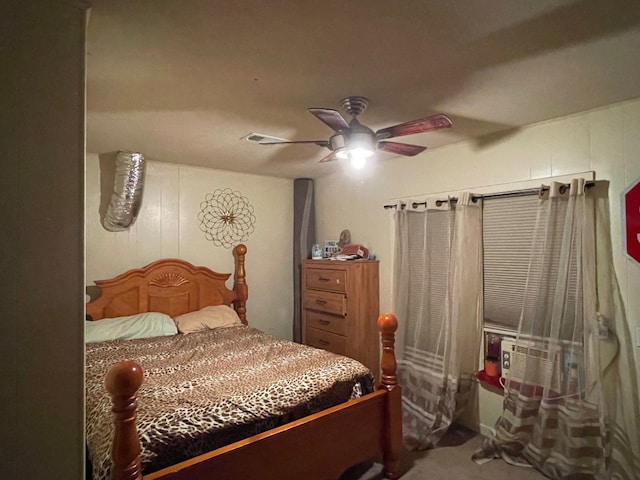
<box><xmin>305</xmin><ymin>268</ymin><xmax>346</xmax><ymax>293</ymax></box>
<box><xmin>305</xmin><ymin>310</ymin><xmax>346</xmax><ymax>336</ymax></box>
<box><xmin>306</xmin><ymin>327</ymin><xmax>346</xmax><ymax>356</ymax></box>
<box><xmin>303</xmin><ymin>290</ymin><xmax>346</xmax><ymax>316</ymax></box>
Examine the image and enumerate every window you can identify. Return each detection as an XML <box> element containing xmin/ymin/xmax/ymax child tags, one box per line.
<box><xmin>482</xmin><ymin>191</ymin><xmax>583</xmax><ymax>341</ymax></box>
<box><xmin>482</xmin><ymin>194</ymin><xmax>540</xmax><ymax>332</ymax></box>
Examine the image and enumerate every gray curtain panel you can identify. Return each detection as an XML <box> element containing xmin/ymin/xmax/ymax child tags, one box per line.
<box><xmin>293</xmin><ymin>178</ymin><xmax>315</xmax><ymax>343</ymax></box>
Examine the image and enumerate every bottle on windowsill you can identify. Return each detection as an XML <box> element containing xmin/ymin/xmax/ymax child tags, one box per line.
<box><xmin>484</xmin><ymin>333</ymin><xmax>501</xmax><ymax>377</ymax></box>
<box><xmin>484</xmin><ymin>357</ymin><xmax>500</xmax><ymax>377</ymax></box>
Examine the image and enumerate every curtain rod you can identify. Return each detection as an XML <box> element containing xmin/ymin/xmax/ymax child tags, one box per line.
<box><xmin>383</xmin><ymin>181</ymin><xmax>595</xmax><ymax>210</ymax></box>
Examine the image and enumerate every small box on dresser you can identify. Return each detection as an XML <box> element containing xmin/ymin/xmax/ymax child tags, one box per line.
<box><xmin>302</xmin><ymin>259</ymin><xmax>380</xmax><ymax>381</ymax></box>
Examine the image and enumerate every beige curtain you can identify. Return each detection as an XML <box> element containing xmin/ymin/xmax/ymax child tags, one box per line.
<box><xmin>392</xmin><ymin>192</ymin><xmax>483</xmax><ymax>449</ymax></box>
<box><xmin>593</xmin><ymin>182</ymin><xmax>640</xmax><ymax>479</ymax></box>
<box><xmin>474</xmin><ymin>179</ymin><xmax>640</xmax><ymax>479</ymax></box>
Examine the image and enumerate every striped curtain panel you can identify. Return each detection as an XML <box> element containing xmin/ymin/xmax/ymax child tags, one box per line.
<box><xmin>293</xmin><ymin>178</ymin><xmax>315</xmax><ymax>343</ymax></box>
<box><xmin>392</xmin><ymin>192</ymin><xmax>483</xmax><ymax>449</ymax></box>
<box><xmin>473</xmin><ymin>180</ymin><xmax>618</xmax><ymax>478</ymax></box>
<box><xmin>593</xmin><ymin>182</ymin><xmax>640</xmax><ymax>480</ymax></box>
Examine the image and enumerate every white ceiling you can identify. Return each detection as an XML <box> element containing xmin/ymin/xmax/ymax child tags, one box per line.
<box><xmin>87</xmin><ymin>0</ymin><xmax>640</xmax><ymax>179</ymax></box>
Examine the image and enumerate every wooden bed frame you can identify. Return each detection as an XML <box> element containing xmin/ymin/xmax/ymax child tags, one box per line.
<box><xmin>86</xmin><ymin>245</ymin><xmax>403</xmax><ymax>480</ymax></box>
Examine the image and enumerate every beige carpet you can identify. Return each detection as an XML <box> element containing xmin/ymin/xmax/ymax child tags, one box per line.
<box><xmin>341</xmin><ymin>425</ymin><xmax>547</xmax><ymax>480</ymax></box>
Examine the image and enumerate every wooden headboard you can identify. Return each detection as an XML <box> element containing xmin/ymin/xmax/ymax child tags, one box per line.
<box><xmin>86</xmin><ymin>244</ymin><xmax>248</xmax><ymax>324</ymax></box>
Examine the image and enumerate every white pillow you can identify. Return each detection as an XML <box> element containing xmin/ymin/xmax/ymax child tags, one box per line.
<box><xmin>174</xmin><ymin>305</ymin><xmax>242</xmax><ymax>334</ymax></box>
<box><xmin>85</xmin><ymin>312</ymin><xmax>178</xmax><ymax>343</ymax></box>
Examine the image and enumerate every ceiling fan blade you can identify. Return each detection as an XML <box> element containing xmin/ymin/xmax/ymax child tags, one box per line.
<box><xmin>259</xmin><ymin>140</ymin><xmax>329</xmax><ymax>147</ymax></box>
<box><xmin>318</xmin><ymin>151</ymin><xmax>340</xmax><ymax>163</ymax></box>
<box><xmin>308</xmin><ymin>108</ymin><xmax>350</xmax><ymax>132</ymax></box>
<box><xmin>376</xmin><ymin>114</ymin><xmax>453</xmax><ymax>139</ymax></box>
<box><xmin>378</xmin><ymin>141</ymin><xmax>427</xmax><ymax>156</ymax></box>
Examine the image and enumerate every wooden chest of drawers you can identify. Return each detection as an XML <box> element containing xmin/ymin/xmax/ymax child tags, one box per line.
<box><xmin>302</xmin><ymin>259</ymin><xmax>380</xmax><ymax>380</ymax></box>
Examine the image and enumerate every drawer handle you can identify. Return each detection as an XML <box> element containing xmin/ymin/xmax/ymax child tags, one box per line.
<box><xmin>315</xmin><ymin>299</ymin><xmax>327</xmax><ymax>305</ymax></box>
<box><xmin>318</xmin><ymin>319</ymin><xmax>330</xmax><ymax>325</ymax></box>
<box><xmin>318</xmin><ymin>276</ymin><xmax>330</xmax><ymax>282</ymax></box>
<box><xmin>318</xmin><ymin>339</ymin><xmax>330</xmax><ymax>346</ymax></box>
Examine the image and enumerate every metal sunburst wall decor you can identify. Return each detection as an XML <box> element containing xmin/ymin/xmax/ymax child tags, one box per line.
<box><xmin>198</xmin><ymin>188</ymin><xmax>256</xmax><ymax>248</ymax></box>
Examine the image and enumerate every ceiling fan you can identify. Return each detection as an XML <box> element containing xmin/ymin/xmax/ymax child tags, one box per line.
<box><xmin>257</xmin><ymin>96</ymin><xmax>453</xmax><ymax>167</ymax></box>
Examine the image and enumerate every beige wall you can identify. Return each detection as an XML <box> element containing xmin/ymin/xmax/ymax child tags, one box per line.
<box><xmin>2</xmin><ymin>1</ymin><xmax>86</xmax><ymax>477</ymax></box>
<box><xmin>315</xmin><ymin>97</ymin><xmax>640</xmax><ymax>433</ymax></box>
<box><xmin>86</xmin><ymin>155</ymin><xmax>295</xmax><ymax>339</ymax></box>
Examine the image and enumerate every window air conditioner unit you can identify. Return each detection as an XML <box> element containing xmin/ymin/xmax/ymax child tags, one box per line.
<box><xmin>500</xmin><ymin>338</ymin><xmax>562</xmax><ymax>391</ymax></box>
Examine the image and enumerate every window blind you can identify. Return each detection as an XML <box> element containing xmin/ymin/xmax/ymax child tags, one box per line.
<box><xmin>482</xmin><ymin>195</ymin><xmax>541</xmax><ymax>331</ymax></box>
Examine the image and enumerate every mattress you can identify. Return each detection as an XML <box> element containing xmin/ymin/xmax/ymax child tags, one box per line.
<box><xmin>85</xmin><ymin>325</ymin><xmax>373</xmax><ymax>479</ymax></box>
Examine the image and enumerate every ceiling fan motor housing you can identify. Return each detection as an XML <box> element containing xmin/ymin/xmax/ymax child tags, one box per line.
<box><xmin>329</xmin><ymin>130</ymin><xmax>377</xmax><ymax>152</ymax></box>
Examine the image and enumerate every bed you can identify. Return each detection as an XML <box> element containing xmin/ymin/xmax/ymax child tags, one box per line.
<box><xmin>85</xmin><ymin>244</ymin><xmax>403</xmax><ymax>480</ymax></box>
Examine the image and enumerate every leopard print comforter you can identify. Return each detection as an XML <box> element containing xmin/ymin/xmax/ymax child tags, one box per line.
<box><xmin>85</xmin><ymin>326</ymin><xmax>373</xmax><ymax>480</ymax></box>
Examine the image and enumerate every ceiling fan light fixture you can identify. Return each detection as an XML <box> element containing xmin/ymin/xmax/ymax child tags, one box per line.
<box><xmin>350</xmin><ymin>146</ymin><xmax>375</xmax><ymax>159</ymax></box>
<box><xmin>335</xmin><ymin>147</ymin><xmax>349</xmax><ymax>160</ymax></box>
<box><xmin>335</xmin><ymin>145</ymin><xmax>374</xmax><ymax>169</ymax></box>
<box><xmin>348</xmin><ymin>147</ymin><xmax>372</xmax><ymax>170</ymax></box>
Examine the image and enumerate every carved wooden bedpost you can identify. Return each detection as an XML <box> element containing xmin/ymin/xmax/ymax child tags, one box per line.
<box><xmin>377</xmin><ymin>313</ymin><xmax>403</xmax><ymax>479</ymax></box>
<box><xmin>105</xmin><ymin>360</ymin><xmax>144</xmax><ymax>480</ymax></box>
<box><xmin>233</xmin><ymin>243</ymin><xmax>248</xmax><ymax>325</ymax></box>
